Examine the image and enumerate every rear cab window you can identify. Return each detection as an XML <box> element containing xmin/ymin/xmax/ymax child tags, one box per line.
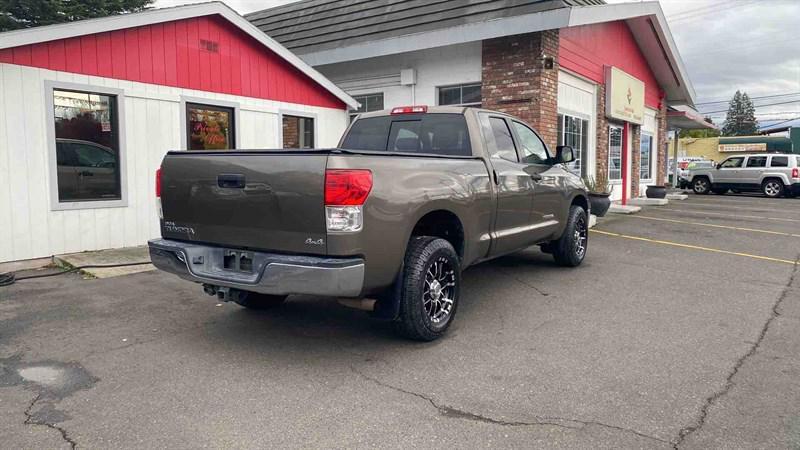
<box><xmin>342</xmin><ymin>114</ymin><xmax>472</xmax><ymax>156</ymax></box>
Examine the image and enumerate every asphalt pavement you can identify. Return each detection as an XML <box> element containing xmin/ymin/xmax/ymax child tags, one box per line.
<box><xmin>1</xmin><ymin>192</ymin><xmax>799</xmax><ymax>449</ymax></box>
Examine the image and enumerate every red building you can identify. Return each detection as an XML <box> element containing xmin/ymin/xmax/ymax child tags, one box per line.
<box><xmin>250</xmin><ymin>0</ymin><xmax>714</xmax><ymax>203</ymax></box>
<box><xmin>0</xmin><ymin>3</ymin><xmax>357</xmax><ymax>263</ymax></box>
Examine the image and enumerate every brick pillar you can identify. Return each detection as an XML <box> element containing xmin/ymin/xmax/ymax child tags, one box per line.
<box><xmin>630</xmin><ymin>124</ymin><xmax>641</xmax><ymax>198</ymax></box>
<box><xmin>595</xmin><ymin>84</ymin><xmax>609</xmax><ymax>182</ymax></box>
<box><xmin>481</xmin><ymin>30</ymin><xmax>560</xmax><ymax>149</ymax></box>
<box><xmin>656</xmin><ymin>100</ymin><xmax>668</xmax><ymax>184</ymax></box>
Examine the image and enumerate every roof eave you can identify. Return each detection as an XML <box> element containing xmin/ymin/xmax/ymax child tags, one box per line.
<box><xmin>0</xmin><ymin>1</ymin><xmax>358</xmax><ymax>109</ymax></box>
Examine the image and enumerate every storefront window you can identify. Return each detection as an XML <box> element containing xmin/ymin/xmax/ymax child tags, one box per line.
<box><xmin>187</xmin><ymin>103</ymin><xmax>235</xmax><ymax>150</ymax></box>
<box><xmin>438</xmin><ymin>83</ymin><xmax>481</xmax><ymax>107</ymax></box>
<box><xmin>53</xmin><ymin>89</ymin><xmax>121</xmax><ymax>202</ymax></box>
<box><xmin>557</xmin><ymin>114</ymin><xmax>589</xmax><ymax>177</ymax></box>
<box><xmin>350</xmin><ymin>93</ymin><xmax>384</xmax><ymax>121</ymax></box>
<box><xmin>282</xmin><ymin>115</ymin><xmax>315</xmax><ymax>148</ymax></box>
<box><xmin>608</xmin><ymin>126</ymin><xmax>623</xmax><ymax>180</ymax></box>
<box><xmin>640</xmin><ymin>132</ymin><xmax>653</xmax><ymax>180</ymax></box>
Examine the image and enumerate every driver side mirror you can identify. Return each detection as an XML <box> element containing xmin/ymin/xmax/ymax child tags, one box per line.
<box><xmin>555</xmin><ymin>145</ymin><xmax>575</xmax><ymax>164</ymax></box>
<box><xmin>715</xmin><ymin>164</ymin><xmax>721</xmax><ymax>169</ymax></box>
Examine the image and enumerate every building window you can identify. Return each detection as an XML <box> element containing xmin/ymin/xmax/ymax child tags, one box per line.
<box><xmin>186</xmin><ymin>103</ymin><xmax>235</xmax><ymax>150</ymax></box>
<box><xmin>608</xmin><ymin>125</ymin><xmax>623</xmax><ymax>181</ymax></box>
<box><xmin>53</xmin><ymin>89</ymin><xmax>121</xmax><ymax>202</ymax></box>
<box><xmin>640</xmin><ymin>132</ymin><xmax>653</xmax><ymax>180</ymax></box>
<box><xmin>350</xmin><ymin>93</ymin><xmax>384</xmax><ymax>120</ymax></box>
<box><xmin>282</xmin><ymin>115</ymin><xmax>314</xmax><ymax>148</ymax></box>
<box><xmin>557</xmin><ymin>114</ymin><xmax>589</xmax><ymax>177</ymax></box>
<box><xmin>438</xmin><ymin>83</ymin><xmax>481</xmax><ymax>107</ymax></box>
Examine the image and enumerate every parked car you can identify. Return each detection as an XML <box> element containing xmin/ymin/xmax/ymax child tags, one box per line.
<box><xmin>690</xmin><ymin>153</ymin><xmax>800</xmax><ymax>198</ymax></box>
<box><xmin>678</xmin><ymin>160</ymin><xmax>714</xmax><ymax>189</ymax></box>
<box><xmin>55</xmin><ymin>138</ymin><xmax>119</xmax><ymax>201</ymax></box>
<box><xmin>149</xmin><ymin>106</ymin><xmax>590</xmax><ymax>341</ymax></box>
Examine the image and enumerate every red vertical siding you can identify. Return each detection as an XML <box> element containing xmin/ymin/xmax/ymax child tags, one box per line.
<box><xmin>0</xmin><ymin>14</ymin><xmax>343</xmax><ymax>108</ymax></box>
<box><xmin>560</xmin><ymin>21</ymin><xmax>663</xmax><ymax>109</ymax></box>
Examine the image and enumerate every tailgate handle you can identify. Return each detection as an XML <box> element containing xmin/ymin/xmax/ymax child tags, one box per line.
<box><xmin>217</xmin><ymin>173</ymin><xmax>246</xmax><ymax>189</ymax></box>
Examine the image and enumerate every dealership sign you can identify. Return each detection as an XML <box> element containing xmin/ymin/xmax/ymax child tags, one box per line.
<box><xmin>718</xmin><ymin>143</ymin><xmax>767</xmax><ymax>153</ymax></box>
<box><xmin>605</xmin><ymin>66</ymin><xmax>645</xmax><ymax>125</ymax></box>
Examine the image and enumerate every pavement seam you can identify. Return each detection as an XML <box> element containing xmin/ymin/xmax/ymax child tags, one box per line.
<box><xmin>673</xmin><ymin>255</ymin><xmax>800</xmax><ymax>449</ymax></box>
<box><xmin>351</xmin><ymin>365</ymin><xmax>671</xmax><ymax>446</ymax></box>
<box><xmin>23</xmin><ymin>393</ymin><xmax>77</xmax><ymax>449</ymax></box>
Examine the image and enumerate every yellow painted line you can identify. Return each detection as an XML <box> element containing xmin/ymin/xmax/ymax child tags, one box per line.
<box><xmin>631</xmin><ymin>215</ymin><xmax>800</xmax><ymax>238</ymax></box>
<box><xmin>658</xmin><ymin>208</ymin><xmax>800</xmax><ymax>223</ymax></box>
<box><xmin>590</xmin><ymin>229</ymin><xmax>798</xmax><ymax>266</ymax></box>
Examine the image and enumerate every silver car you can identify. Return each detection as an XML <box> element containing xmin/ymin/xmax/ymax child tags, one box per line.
<box><xmin>690</xmin><ymin>153</ymin><xmax>800</xmax><ymax>198</ymax></box>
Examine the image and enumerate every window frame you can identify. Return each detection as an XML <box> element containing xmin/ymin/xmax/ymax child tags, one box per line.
<box><xmin>349</xmin><ymin>92</ymin><xmax>384</xmax><ymax>121</ymax></box>
<box><xmin>745</xmin><ymin>156</ymin><xmax>767</xmax><ymax>168</ymax></box>
<box><xmin>608</xmin><ymin>124</ymin><xmax>623</xmax><ymax>181</ymax></box>
<box><xmin>769</xmin><ymin>156</ymin><xmax>789</xmax><ymax>167</ymax></box>
<box><xmin>45</xmin><ymin>80</ymin><xmax>128</xmax><ymax>211</ymax></box>
<box><xmin>182</xmin><ymin>99</ymin><xmax>238</xmax><ymax>151</ymax></box>
<box><xmin>640</xmin><ymin>131</ymin><xmax>654</xmax><ymax>181</ymax></box>
<box><xmin>482</xmin><ymin>114</ymin><xmax>519</xmax><ymax>163</ymax></box>
<box><xmin>509</xmin><ymin>120</ymin><xmax>551</xmax><ymax>165</ymax></box>
<box><xmin>279</xmin><ymin>110</ymin><xmax>318</xmax><ymax>149</ymax></box>
<box><xmin>557</xmin><ymin>113</ymin><xmax>590</xmax><ymax>177</ymax></box>
<box><xmin>720</xmin><ymin>156</ymin><xmax>744</xmax><ymax>168</ymax></box>
<box><xmin>437</xmin><ymin>82</ymin><xmax>482</xmax><ymax>107</ymax></box>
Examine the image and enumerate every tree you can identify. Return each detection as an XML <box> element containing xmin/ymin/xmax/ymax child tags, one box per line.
<box><xmin>721</xmin><ymin>90</ymin><xmax>759</xmax><ymax>136</ymax></box>
<box><xmin>679</xmin><ymin>117</ymin><xmax>720</xmax><ymax>138</ymax></box>
<box><xmin>0</xmin><ymin>0</ymin><xmax>153</xmax><ymax>32</ymax></box>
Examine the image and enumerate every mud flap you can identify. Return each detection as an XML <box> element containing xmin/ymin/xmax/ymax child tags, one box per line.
<box><xmin>370</xmin><ymin>264</ymin><xmax>403</xmax><ymax>321</ymax></box>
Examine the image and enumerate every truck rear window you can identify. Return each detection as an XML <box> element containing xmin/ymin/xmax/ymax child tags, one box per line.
<box><xmin>342</xmin><ymin>114</ymin><xmax>472</xmax><ymax>156</ymax></box>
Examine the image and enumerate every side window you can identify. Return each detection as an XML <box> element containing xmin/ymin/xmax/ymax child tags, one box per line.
<box><xmin>56</xmin><ymin>142</ymin><xmax>79</xmax><ymax>166</ymax></box>
<box><xmin>484</xmin><ymin>117</ymin><xmax>518</xmax><ymax>162</ymax></box>
<box><xmin>720</xmin><ymin>157</ymin><xmax>744</xmax><ymax>168</ymax></box>
<box><xmin>511</xmin><ymin>121</ymin><xmax>549</xmax><ymax>164</ymax></box>
<box><xmin>745</xmin><ymin>156</ymin><xmax>767</xmax><ymax>168</ymax></box>
<box><xmin>73</xmin><ymin>143</ymin><xmax>116</xmax><ymax>168</ymax></box>
<box><xmin>770</xmin><ymin>156</ymin><xmax>788</xmax><ymax>167</ymax></box>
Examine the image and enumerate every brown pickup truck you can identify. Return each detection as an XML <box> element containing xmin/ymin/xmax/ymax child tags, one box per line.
<box><xmin>149</xmin><ymin>106</ymin><xmax>590</xmax><ymax>340</ymax></box>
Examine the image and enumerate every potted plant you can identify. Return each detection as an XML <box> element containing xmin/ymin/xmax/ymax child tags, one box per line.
<box><xmin>583</xmin><ymin>175</ymin><xmax>612</xmax><ymax>217</ymax></box>
<box><xmin>646</xmin><ymin>184</ymin><xmax>668</xmax><ymax>199</ymax></box>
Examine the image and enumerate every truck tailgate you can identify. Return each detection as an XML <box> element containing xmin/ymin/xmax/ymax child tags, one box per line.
<box><xmin>159</xmin><ymin>151</ymin><xmax>328</xmax><ymax>255</ymax></box>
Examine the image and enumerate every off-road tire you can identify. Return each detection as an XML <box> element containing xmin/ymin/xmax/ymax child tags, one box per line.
<box><xmin>551</xmin><ymin>206</ymin><xmax>588</xmax><ymax>267</ymax></box>
<box><xmin>693</xmin><ymin>177</ymin><xmax>711</xmax><ymax>195</ymax></box>
<box><xmin>762</xmin><ymin>179</ymin><xmax>785</xmax><ymax>198</ymax></box>
<box><xmin>234</xmin><ymin>292</ymin><xmax>288</xmax><ymax>310</ymax></box>
<box><xmin>395</xmin><ymin>237</ymin><xmax>461</xmax><ymax>341</ymax></box>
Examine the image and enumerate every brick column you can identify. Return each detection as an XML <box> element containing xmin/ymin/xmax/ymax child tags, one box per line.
<box><xmin>630</xmin><ymin>124</ymin><xmax>641</xmax><ymax>197</ymax></box>
<box><xmin>481</xmin><ymin>30</ymin><xmax>560</xmax><ymax>149</ymax></box>
<box><xmin>656</xmin><ymin>99</ymin><xmax>668</xmax><ymax>184</ymax></box>
<box><xmin>595</xmin><ymin>84</ymin><xmax>609</xmax><ymax>182</ymax></box>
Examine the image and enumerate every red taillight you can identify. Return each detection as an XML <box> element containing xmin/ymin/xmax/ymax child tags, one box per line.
<box><xmin>156</xmin><ymin>168</ymin><xmax>162</xmax><ymax>198</ymax></box>
<box><xmin>793</xmin><ymin>168</ymin><xmax>799</xmax><ymax>178</ymax></box>
<box><xmin>391</xmin><ymin>105</ymin><xmax>427</xmax><ymax>115</ymax></box>
<box><xmin>325</xmin><ymin>169</ymin><xmax>372</xmax><ymax>205</ymax></box>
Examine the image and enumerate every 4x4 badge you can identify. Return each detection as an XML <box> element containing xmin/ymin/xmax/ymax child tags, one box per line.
<box><xmin>305</xmin><ymin>238</ymin><xmax>324</xmax><ymax>245</ymax></box>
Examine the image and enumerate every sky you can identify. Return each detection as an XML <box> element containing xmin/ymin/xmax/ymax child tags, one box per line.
<box><xmin>154</xmin><ymin>0</ymin><xmax>800</xmax><ymax>124</ymax></box>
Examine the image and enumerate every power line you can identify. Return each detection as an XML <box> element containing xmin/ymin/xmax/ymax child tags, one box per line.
<box><xmin>695</xmin><ymin>92</ymin><xmax>800</xmax><ymax>106</ymax></box>
<box><xmin>700</xmin><ymin>99</ymin><xmax>800</xmax><ymax>115</ymax></box>
<box><xmin>668</xmin><ymin>0</ymin><xmax>759</xmax><ymax>24</ymax></box>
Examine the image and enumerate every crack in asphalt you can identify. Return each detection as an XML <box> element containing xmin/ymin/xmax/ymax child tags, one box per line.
<box><xmin>23</xmin><ymin>393</ymin><xmax>77</xmax><ymax>449</ymax></box>
<box><xmin>673</xmin><ymin>255</ymin><xmax>800</xmax><ymax>449</ymax></box>
<box><xmin>351</xmin><ymin>366</ymin><xmax>671</xmax><ymax>446</ymax></box>
<box><xmin>494</xmin><ymin>268</ymin><xmax>551</xmax><ymax>297</ymax></box>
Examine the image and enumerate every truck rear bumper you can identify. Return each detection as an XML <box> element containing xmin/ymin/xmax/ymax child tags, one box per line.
<box><xmin>148</xmin><ymin>238</ymin><xmax>364</xmax><ymax>297</ymax></box>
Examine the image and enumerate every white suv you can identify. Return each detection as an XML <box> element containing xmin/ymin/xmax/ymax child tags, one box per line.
<box><xmin>690</xmin><ymin>153</ymin><xmax>800</xmax><ymax>198</ymax></box>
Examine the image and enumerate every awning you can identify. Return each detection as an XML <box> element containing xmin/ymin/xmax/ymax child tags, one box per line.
<box><xmin>667</xmin><ymin>110</ymin><xmax>718</xmax><ymax>131</ymax></box>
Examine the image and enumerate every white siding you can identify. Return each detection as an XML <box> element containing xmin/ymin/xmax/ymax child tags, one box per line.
<box><xmin>316</xmin><ymin>42</ymin><xmax>482</xmax><ymax>109</ymax></box>
<box><xmin>638</xmin><ymin>108</ymin><xmax>659</xmax><ymax>197</ymax></box>
<box><xmin>0</xmin><ymin>63</ymin><xmax>348</xmax><ymax>262</ymax></box>
<box><xmin>557</xmin><ymin>70</ymin><xmax>598</xmax><ymax>179</ymax></box>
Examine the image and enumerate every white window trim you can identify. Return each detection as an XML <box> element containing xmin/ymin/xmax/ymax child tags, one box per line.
<box><xmin>557</xmin><ymin>111</ymin><xmax>591</xmax><ymax>177</ymax></box>
<box><xmin>278</xmin><ymin>109</ymin><xmax>319</xmax><ymax>149</ymax></box>
<box><xmin>608</xmin><ymin>124</ymin><xmax>624</xmax><ymax>183</ymax></box>
<box><xmin>180</xmin><ymin>96</ymin><xmax>240</xmax><ymax>150</ymax></box>
<box><xmin>436</xmin><ymin>82</ymin><xmax>482</xmax><ymax>107</ymax></box>
<box><xmin>45</xmin><ymin>80</ymin><xmax>128</xmax><ymax>211</ymax></box>
<box><xmin>640</xmin><ymin>131</ymin><xmax>655</xmax><ymax>182</ymax></box>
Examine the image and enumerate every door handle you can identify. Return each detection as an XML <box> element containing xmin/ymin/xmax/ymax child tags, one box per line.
<box><xmin>529</xmin><ymin>173</ymin><xmax>543</xmax><ymax>181</ymax></box>
<box><xmin>218</xmin><ymin>173</ymin><xmax>246</xmax><ymax>189</ymax></box>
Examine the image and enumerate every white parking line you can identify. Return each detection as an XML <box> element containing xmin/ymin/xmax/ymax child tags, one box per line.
<box><xmin>658</xmin><ymin>207</ymin><xmax>800</xmax><ymax>223</ymax></box>
<box><xmin>631</xmin><ymin>215</ymin><xmax>800</xmax><ymax>238</ymax></box>
<box><xmin>675</xmin><ymin>202</ymin><xmax>800</xmax><ymax>216</ymax></box>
